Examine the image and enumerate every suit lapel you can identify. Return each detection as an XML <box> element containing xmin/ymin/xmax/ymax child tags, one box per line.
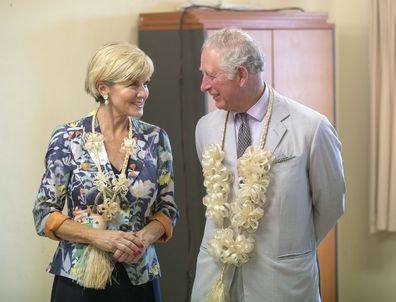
<box><xmin>265</xmin><ymin>87</ymin><xmax>289</xmax><ymax>154</ymax></box>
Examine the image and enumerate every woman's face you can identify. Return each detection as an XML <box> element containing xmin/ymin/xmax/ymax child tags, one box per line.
<box><xmin>106</xmin><ymin>78</ymin><xmax>150</xmax><ymax>118</ymax></box>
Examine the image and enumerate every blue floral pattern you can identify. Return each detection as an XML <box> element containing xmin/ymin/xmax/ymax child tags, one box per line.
<box><xmin>33</xmin><ymin>112</ymin><xmax>178</xmax><ymax>285</ymax></box>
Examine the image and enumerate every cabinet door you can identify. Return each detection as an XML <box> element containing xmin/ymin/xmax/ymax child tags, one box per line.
<box><xmin>273</xmin><ymin>29</ymin><xmax>334</xmax><ymax>120</ymax></box>
<box><xmin>273</xmin><ymin>29</ymin><xmax>336</xmax><ymax>302</ymax></box>
<box><xmin>246</xmin><ymin>30</ymin><xmax>273</xmax><ymax>86</ymax></box>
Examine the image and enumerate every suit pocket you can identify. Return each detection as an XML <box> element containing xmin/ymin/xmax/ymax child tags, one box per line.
<box><xmin>277</xmin><ymin>250</ymin><xmax>313</xmax><ymax>261</ymax></box>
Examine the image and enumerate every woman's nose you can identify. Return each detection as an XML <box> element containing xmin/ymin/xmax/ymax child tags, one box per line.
<box><xmin>137</xmin><ymin>84</ymin><xmax>148</xmax><ymax>98</ymax></box>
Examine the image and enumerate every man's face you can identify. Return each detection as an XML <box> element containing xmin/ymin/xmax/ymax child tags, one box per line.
<box><xmin>200</xmin><ymin>47</ymin><xmax>242</xmax><ymax>112</ymax></box>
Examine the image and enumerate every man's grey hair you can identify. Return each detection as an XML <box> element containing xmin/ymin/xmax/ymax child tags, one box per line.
<box><xmin>202</xmin><ymin>28</ymin><xmax>264</xmax><ymax>79</ymax></box>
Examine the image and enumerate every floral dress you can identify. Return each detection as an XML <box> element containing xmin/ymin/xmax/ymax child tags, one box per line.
<box><xmin>33</xmin><ymin>112</ymin><xmax>178</xmax><ymax>285</ymax></box>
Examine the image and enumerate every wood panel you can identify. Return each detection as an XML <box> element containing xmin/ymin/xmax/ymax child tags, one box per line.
<box><xmin>273</xmin><ymin>29</ymin><xmax>334</xmax><ymax>119</ymax></box>
<box><xmin>247</xmin><ymin>30</ymin><xmax>274</xmax><ymax>86</ymax></box>
<box><xmin>273</xmin><ymin>29</ymin><xmax>336</xmax><ymax>302</ymax></box>
<box><xmin>139</xmin><ymin>11</ymin><xmax>334</xmax><ymax>31</ymax></box>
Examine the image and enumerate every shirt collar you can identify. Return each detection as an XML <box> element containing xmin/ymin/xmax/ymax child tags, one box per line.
<box><xmin>233</xmin><ymin>83</ymin><xmax>269</xmax><ymax>122</ymax></box>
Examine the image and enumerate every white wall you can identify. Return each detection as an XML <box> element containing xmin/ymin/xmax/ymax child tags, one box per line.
<box><xmin>0</xmin><ymin>1</ymin><xmax>189</xmax><ymax>301</ymax></box>
<box><xmin>1</xmin><ymin>0</ymin><xmax>395</xmax><ymax>301</ymax></box>
<box><xmin>335</xmin><ymin>0</ymin><xmax>396</xmax><ymax>301</ymax></box>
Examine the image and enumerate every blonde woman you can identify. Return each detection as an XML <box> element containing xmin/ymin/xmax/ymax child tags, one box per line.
<box><xmin>33</xmin><ymin>42</ymin><xmax>178</xmax><ymax>302</ymax></box>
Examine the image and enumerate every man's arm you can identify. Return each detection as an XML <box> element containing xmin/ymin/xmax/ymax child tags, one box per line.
<box><xmin>309</xmin><ymin>117</ymin><xmax>346</xmax><ymax>244</ymax></box>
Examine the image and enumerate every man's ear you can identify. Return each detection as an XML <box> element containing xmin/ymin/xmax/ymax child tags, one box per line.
<box><xmin>237</xmin><ymin>66</ymin><xmax>249</xmax><ymax>87</ymax></box>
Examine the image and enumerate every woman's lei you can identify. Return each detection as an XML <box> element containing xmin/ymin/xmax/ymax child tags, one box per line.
<box><xmin>85</xmin><ymin>110</ymin><xmax>139</xmax><ymax>221</ymax></box>
<box><xmin>72</xmin><ymin>110</ymin><xmax>139</xmax><ymax>290</ymax></box>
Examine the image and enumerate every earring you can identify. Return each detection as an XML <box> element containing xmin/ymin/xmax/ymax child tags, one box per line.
<box><xmin>103</xmin><ymin>94</ymin><xmax>109</xmax><ymax>105</ymax></box>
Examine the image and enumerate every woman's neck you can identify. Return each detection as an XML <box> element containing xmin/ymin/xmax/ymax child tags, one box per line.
<box><xmin>96</xmin><ymin>105</ymin><xmax>129</xmax><ymax>139</ymax></box>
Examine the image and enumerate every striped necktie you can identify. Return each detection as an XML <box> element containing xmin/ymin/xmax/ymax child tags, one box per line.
<box><xmin>237</xmin><ymin>113</ymin><xmax>252</xmax><ymax>158</ymax></box>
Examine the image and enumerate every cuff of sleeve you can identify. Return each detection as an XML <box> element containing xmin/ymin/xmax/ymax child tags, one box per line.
<box><xmin>151</xmin><ymin>212</ymin><xmax>173</xmax><ymax>243</ymax></box>
<box><xmin>44</xmin><ymin>212</ymin><xmax>70</xmax><ymax>240</ymax></box>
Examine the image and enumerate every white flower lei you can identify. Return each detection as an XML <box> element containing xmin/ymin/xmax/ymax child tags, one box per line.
<box><xmin>85</xmin><ymin>110</ymin><xmax>138</xmax><ymax>222</ymax></box>
<box><xmin>202</xmin><ymin>91</ymin><xmax>274</xmax><ymax>268</ymax></box>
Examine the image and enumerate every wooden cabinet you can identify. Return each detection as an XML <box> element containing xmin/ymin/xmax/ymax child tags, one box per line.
<box><xmin>139</xmin><ymin>10</ymin><xmax>336</xmax><ymax>302</ymax></box>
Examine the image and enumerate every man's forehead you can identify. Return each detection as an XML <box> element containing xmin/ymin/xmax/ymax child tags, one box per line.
<box><xmin>200</xmin><ymin>49</ymin><xmax>221</xmax><ymax>72</ymax></box>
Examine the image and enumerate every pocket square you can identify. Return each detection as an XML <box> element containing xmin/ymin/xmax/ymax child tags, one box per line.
<box><xmin>274</xmin><ymin>155</ymin><xmax>296</xmax><ymax>164</ymax></box>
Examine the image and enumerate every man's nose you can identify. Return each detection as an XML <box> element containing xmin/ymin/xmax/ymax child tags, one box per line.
<box><xmin>200</xmin><ymin>75</ymin><xmax>211</xmax><ymax>92</ymax></box>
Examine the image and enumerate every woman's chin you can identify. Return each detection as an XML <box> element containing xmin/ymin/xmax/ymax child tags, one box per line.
<box><xmin>129</xmin><ymin>110</ymin><xmax>144</xmax><ymax>119</ymax></box>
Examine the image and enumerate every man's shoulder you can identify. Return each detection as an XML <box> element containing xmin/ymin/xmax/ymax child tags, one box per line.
<box><xmin>197</xmin><ymin>109</ymin><xmax>228</xmax><ymax>128</ymax></box>
<box><xmin>272</xmin><ymin>89</ymin><xmax>336</xmax><ymax>140</ymax></box>
<box><xmin>273</xmin><ymin>89</ymin><xmax>325</xmax><ymax>122</ymax></box>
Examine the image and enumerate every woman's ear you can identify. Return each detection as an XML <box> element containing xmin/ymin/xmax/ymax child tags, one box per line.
<box><xmin>237</xmin><ymin>66</ymin><xmax>249</xmax><ymax>87</ymax></box>
<box><xmin>97</xmin><ymin>81</ymin><xmax>109</xmax><ymax>96</ymax></box>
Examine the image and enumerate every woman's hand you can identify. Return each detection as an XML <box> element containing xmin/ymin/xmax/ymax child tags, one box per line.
<box><xmin>53</xmin><ymin>216</ymin><xmax>165</xmax><ymax>265</ymax></box>
<box><xmin>90</xmin><ymin>229</ymin><xmax>145</xmax><ymax>264</ymax></box>
<box><xmin>109</xmin><ymin>219</ymin><xmax>165</xmax><ymax>264</ymax></box>
<box><xmin>112</xmin><ymin>220</ymin><xmax>166</xmax><ymax>264</ymax></box>
<box><xmin>112</xmin><ymin>232</ymin><xmax>147</xmax><ymax>264</ymax></box>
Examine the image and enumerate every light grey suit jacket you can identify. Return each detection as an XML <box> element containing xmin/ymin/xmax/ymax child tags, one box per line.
<box><xmin>191</xmin><ymin>87</ymin><xmax>345</xmax><ymax>302</ymax></box>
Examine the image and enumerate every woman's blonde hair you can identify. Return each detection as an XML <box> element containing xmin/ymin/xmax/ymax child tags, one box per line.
<box><xmin>85</xmin><ymin>42</ymin><xmax>154</xmax><ymax>102</ymax></box>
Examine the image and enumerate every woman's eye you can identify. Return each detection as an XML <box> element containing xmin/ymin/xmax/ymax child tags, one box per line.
<box><xmin>128</xmin><ymin>81</ymin><xmax>149</xmax><ymax>88</ymax></box>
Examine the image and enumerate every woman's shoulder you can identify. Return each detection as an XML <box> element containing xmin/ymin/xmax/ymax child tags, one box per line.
<box><xmin>132</xmin><ymin>118</ymin><xmax>167</xmax><ymax>136</ymax></box>
<box><xmin>49</xmin><ymin>114</ymin><xmax>92</xmax><ymax>143</ymax></box>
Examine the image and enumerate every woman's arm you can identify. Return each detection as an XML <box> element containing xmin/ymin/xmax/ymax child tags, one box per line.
<box><xmin>33</xmin><ymin>125</ymin><xmax>144</xmax><ymax>264</ymax></box>
<box><xmin>135</xmin><ymin>219</ymin><xmax>165</xmax><ymax>246</ymax></box>
<box><xmin>33</xmin><ymin>126</ymin><xmax>72</xmax><ymax>238</ymax></box>
<box><xmin>54</xmin><ymin>219</ymin><xmax>145</xmax><ymax>260</ymax></box>
<box><xmin>149</xmin><ymin>128</ymin><xmax>179</xmax><ymax>242</ymax></box>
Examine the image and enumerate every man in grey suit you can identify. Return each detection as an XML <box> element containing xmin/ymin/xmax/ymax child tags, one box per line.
<box><xmin>191</xmin><ymin>28</ymin><xmax>345</xmax><ymax>302</ymax></box>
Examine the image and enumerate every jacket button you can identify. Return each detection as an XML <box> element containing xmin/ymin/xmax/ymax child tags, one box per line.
<box><xmin>119</xmin><ymin>224</ymin><xmax>130</xmax><ymax>232</ymax></box>
<box><xmin>120</xmin><ymin>201</ymin><xmax>129</xmax><ymax>210</ymax></box>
